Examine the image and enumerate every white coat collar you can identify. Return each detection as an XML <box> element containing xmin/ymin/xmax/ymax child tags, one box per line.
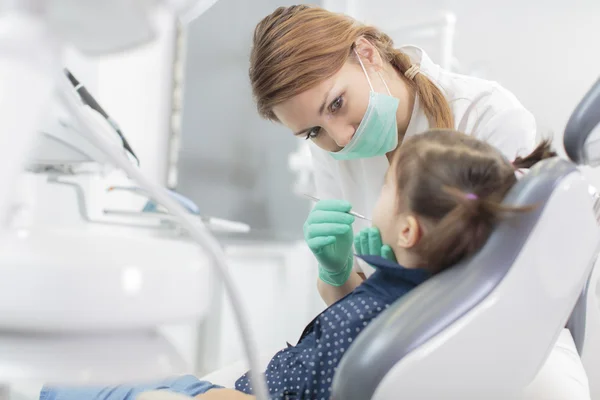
<box><xmin>397</xmin><ymin>46</ymin><xmax>443</xmax><ymax>142</ymax></box>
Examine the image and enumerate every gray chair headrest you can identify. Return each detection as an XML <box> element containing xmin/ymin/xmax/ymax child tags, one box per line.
<box><xmin>564</xmin><ymin>77</ymin><xmax>600</xmax><ymax>166</ymax></box>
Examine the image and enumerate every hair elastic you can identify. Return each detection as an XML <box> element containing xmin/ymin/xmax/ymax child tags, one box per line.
<box><xmin>404</xmin><ymin>65</ymin><xmax>420</xmax><ymax>80</ymax></box>
<box><xmin>465</xmin><ymin>193</ymin><xmax>478</xmax><ymax>200</ymax></box>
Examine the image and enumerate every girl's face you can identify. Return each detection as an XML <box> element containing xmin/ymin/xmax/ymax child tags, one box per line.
<box><xmin>372</xmin><ymin>164</ymin><xmax>402</xmax><ymax>252</ymax></box>
<box><xmin>372</xmin><ymin>156</ymin><xmax>423</xmax><ymax>268</ymax></box>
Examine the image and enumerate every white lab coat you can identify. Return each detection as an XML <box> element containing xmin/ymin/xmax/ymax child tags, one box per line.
<box><xmin>308</xmin><ymin>45</ymin><xmax>537</xmax><ymax>277</ymax></box>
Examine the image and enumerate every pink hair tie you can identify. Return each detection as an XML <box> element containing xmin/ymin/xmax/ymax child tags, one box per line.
<box><xmin>465</xmin><ymin>193</ymin><xmax>478</xmax><ymax>200</ymax></box>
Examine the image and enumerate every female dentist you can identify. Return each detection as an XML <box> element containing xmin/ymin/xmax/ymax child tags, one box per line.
<box><xmin>249</xmin><ymin>4</ymin><xmax>590</xmax><ymax>399</ymax></box>
<box><xmin>250</xmin><ymin>5</ymin><xmax>536</xmax><ymax>300</ymax></box>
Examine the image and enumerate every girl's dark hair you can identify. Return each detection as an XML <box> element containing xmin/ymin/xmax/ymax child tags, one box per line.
<box><xmin>394</xmin><ymin>129</ymin><xmax>557</xmax><ymax>274</ymax></box>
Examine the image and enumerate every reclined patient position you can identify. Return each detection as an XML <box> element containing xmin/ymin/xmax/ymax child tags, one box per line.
<box><xmin>41</xmin><ymin>129</ymin><xmax>556</xmax><ymax>400</ymax></box>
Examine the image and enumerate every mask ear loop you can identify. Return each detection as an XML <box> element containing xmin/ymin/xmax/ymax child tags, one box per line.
<box><xmin>378</xmin><ymin>72</ymin><xmax>392</xmax><ymax>95</ymax></box>
<box><xmin>353</xmin><ymin>48</ymin><xmax>392</xmax><ymax>96</ymax></box>
<box><xmin>354</xmin><ymin>49</ymin><xmax>375</xmax><ymax>92</ymax></box>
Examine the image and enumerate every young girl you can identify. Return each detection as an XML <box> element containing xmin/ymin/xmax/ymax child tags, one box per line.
<box><xmin>40</xmin><ymin>130</ymin><xmax>555</xmax><ymax>400</ymax></box>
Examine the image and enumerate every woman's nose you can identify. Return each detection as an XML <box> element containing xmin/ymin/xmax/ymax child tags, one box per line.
<box><xmin>328</xmin><ymin>123</ymin><xmax>356</xmax><ymax>148</ymax></box>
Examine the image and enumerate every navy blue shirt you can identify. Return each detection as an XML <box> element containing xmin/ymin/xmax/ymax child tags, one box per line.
<box><xmin>235</xmin><ymin>255</ymin><xmax>430</xmax><ymax>399</ymax></box>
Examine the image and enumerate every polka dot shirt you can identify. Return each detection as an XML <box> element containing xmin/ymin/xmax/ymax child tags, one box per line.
<box><xmin>235</xmin><ymin>255</ymin><xmax>430</xmax><ymax>399</ymax></box>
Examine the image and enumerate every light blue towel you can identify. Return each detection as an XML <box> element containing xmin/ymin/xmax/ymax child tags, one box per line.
<box><xmin>40</xmin><ymin>375</ymin><xmax>221</xmax><ymax>400</ymax></box>
<box><xmin>142</xmin><ymin>190</ymin><xmax>200</xmax><ymax>215</ymax></box>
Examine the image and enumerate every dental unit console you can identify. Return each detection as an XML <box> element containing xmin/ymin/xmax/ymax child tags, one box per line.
<box><xmin>0</xmin><ymin>1</ymin><xmax>268</xmax><ymax>397</ymax></box>
<box><xmin>29</xmin><ymin>69</ymin><xmax>250</xmax><ymax>233</ymax></box>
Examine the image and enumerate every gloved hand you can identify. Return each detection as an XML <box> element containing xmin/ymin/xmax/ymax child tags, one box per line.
<box><xmin>354</xmin><ymin>227</ymin><xmax>397</xmax><ymax>262</ymax></box>
<box><xmin>303</xmin><ymin>199</ymin><xmax>355</xmax><ymax>287</ymax></box>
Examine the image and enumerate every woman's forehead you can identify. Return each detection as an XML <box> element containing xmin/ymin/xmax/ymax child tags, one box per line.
<box><xmin>272</xmin><ymin>74</ymin><xmax>337</xmax><ymax>130</ymax></box>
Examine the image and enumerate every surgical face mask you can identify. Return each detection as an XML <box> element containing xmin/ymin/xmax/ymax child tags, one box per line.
<box><xmin>329</xmin><ymin>51</ymin><xmax>400</xmax><ymax>160</ymax></box>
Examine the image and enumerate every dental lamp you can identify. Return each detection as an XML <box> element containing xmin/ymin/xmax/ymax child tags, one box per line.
<box><xmin>0</xmin><ymin>1</ymin><xmax>268</xmax><ymax>399</ymax></box>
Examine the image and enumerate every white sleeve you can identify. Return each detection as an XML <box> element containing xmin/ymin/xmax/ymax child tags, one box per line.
<box><xmin>308</xmin><ymin>142</ymin><xmax>342</xmax><ymax>200</ymax></box>
<box><xmin>308</xmin><ymin>143</ymin><xmax>366</xmax><ymax>274</ymax></box>
<box><xmin>473</xmin><ymin>87</ymin><xmax>538</xmax><ymax>160</ymax></box>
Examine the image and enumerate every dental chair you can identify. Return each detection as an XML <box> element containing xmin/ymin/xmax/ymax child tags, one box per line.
<box><xmin>330</xmin><ymin>79</ymin><xmax>600</xmax><ymax>399</ymax></box>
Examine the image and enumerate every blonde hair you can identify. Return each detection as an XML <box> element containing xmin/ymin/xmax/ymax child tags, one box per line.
<box><xmin>249</xmin><ymin>5</ymin><xmax>454</xmax><ymax>129</ymax></box>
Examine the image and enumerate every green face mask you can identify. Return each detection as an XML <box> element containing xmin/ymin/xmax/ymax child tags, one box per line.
<box><xmin>329</xmin><ymin>51</ymin><xmax>400</xmax><ymax>161</ymax></box>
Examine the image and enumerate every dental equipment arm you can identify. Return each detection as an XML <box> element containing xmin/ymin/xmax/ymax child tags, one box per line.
<box><xmin>64</xmin><ymin>68</ymin><xmax>140</xmax><ymax>165</ymax></box>
<box><xmin>104</xmin><ymin>186</ymin><xmax>251</xmax><ymax>233</ymax></box>
<box><xmin>58</xmin><ymin>75</ymin><xmax>269</xmax><ymax>400</ymax></box>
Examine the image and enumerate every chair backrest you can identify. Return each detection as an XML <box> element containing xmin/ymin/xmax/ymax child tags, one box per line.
<box><xmin>331</xmin><ymin>157</ymin><xmax>599</xmax><ymax>399</ymax></box>
<box><xmin>568</xmin><ymin>253</ymin><xmax>600</xmax><ymax>399</ymax></box>
<box><xmin>563</xmin><ymin>77</ymin><xmax>600</xmax><ymax>399</ymax></box>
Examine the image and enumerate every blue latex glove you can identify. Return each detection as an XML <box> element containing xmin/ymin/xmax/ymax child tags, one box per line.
<box><xmin>354</xmin><ymin>227</ymin><xmax>397</xmax><ymax>262</ymax></box>
<box><xmin>303</xmin><ymin>199</ymin><xmax>355</xmax><ymax>286</ymax></box>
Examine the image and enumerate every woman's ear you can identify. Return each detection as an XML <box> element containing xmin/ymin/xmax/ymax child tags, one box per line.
<box><xmin>396</xmin><ymin>215</ymin><xmax>421</xmax><ymax>249</ymax></box>
<box><xmin>354</xmin><ymin>37</ymin><xmax>384</xmax><ymax>72</ymax></box>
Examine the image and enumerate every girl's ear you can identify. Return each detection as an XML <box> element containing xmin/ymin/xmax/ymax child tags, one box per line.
<box><xmin>396</xmin><ymin>214</ymin><xmax>421</xmax><ymax>249</ymax></box>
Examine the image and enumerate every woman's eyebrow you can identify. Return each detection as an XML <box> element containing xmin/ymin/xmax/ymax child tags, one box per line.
<box><xmin>293</xmin><ymin>81</ymin><xmax>337</xmax><ymax>136</ymax></box>
<box><xmin>318</xmin><ymin>85</ymin><xmax>335</xmax><ymax>116</ymax></box>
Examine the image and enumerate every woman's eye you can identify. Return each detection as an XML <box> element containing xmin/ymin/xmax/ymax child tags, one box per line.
<box><xmin>305</xmin><ymin>127</ymin><xmax>321</xmax><ymax>140</ymax></box>
<box><xmin>329</xmin><ymin>96</ymin><xmax>344</xmax><ymax>113</ymax></box>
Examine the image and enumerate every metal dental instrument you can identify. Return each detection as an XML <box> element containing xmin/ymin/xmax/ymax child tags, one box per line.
<box><xmin>303</xmin><ymin>194</ymin><xmax>371</xmax><ymax>221</ymax></box>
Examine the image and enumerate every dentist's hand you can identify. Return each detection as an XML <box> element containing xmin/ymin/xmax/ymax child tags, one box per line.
<box><xmin>303</xmin><ymin>199</ymin><xmax>355</xmax><ymax>287</ymax></box>
<box><xmin>354</xmin><ymin>227</ymin><xmax>397</xmax><ymax>262</ymax></box>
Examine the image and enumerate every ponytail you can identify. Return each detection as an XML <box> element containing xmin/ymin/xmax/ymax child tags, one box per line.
<box><xmin>513</xmin><ymin>139</ymin><xmax>556</xmax><ymax>169</ymax></box>
<box><xmin>415</xmin><ymin>186</ymin><xmax>510</xmax><ymax>273</ymax></box>
<box><xmin>362</xmin><ymin>29</ymin><xmax>454</xmax><ymax>130</ymax></box>
<box><xmin>388</xmin><ymin>47</ymin><xmax>454</xmax><ymax>130</ymax></box>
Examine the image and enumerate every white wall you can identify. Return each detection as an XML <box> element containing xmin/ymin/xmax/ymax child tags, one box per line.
<box><xmin>176</xmin><ymin>0</ymin><xmax>309</xmax><ymax>239</ymax></box>
<box><xmin>352</xmin><ymin>0</ymin><xmax>600</xmax><ymax>180</ymax></box>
